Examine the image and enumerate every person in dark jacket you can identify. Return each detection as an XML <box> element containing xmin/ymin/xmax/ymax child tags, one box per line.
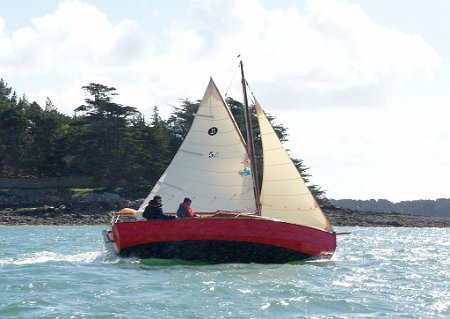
<box><xmin>143</xmin><ymin>195</ymin><xmax>176</xmax><ymax>220</ymax></box>
<box><xmin>176</xmin><ymin>197</ymin><xmax>198</xmax><ymax>219</ymax></box>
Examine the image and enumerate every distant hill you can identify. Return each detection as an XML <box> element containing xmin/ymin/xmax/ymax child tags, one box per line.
<box><xmin>329</xmin><ymin>198</ymin><xmax>450</xmax><ymax>217</ymax></box>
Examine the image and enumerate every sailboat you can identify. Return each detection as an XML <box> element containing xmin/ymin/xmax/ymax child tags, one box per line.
<box><xmin>102</xmin><ymin>62</ymin><xmax>336</xmax><ymax>263</ymax></box>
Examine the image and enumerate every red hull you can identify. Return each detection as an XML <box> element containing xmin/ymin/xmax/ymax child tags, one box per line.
<box><xmin>108</xmin><ymin>217</ymin><xmax>336</xmax><ymax>263</ymax></box>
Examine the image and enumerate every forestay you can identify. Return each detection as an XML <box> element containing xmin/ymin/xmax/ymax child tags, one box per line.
<box><xmin>139</xmin><ymin>79</ymin><xmax>256</xmax><ymax>214</ymax></box>
<box><xmin>255</xmin><ymin>100</ymin><xmax>332</xmax><ymax>231</ymax></box>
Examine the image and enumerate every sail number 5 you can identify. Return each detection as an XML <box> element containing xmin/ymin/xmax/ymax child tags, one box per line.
<box><xmin>208</xmin><ymin>152</ymin><xmax>220</xmax><ymax>158</ymax></box>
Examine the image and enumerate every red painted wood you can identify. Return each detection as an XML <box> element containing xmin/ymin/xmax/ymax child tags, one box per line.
<box><xmin>112</xmin><ymin>218</ymin><xmax>336</xmax><ymax>259</ymax></box>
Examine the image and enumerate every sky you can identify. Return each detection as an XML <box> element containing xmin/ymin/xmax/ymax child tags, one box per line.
<box><xmin>0</xmin><ymin>0</ymin><xmax>449</xmax><ymax>202</ymax></box>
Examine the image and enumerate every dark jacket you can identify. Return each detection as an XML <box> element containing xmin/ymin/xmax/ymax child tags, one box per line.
<box><xmin>143</xmin><ymin>200</ymin><xmax>176</xmax><ymax>220</ymax></box>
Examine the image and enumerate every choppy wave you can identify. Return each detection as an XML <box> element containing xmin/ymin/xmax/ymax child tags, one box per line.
<box><xmin>0</xmin><ymin>250</ymin><xmax>104</xmax><ymax>266</ymax></box>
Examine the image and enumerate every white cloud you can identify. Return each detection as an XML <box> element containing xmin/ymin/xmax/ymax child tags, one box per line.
<box><xmin>0</xmin><ymin>0</ymin><xmax>441</xmax><ymax>113</ymax></box>
<box><xmin>2</xmin><ymin>2</ymin><xmax>141</xmax><ymax>68</ymax></box>
<box><xmin>150</xmin><ymin>0</ymin><xmax>441</xmax><ymax>111</ymax></box>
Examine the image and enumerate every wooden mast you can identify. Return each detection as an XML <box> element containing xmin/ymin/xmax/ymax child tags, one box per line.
<box><xmin>240</xmin><ymin>60</ymin><xmax>261</xmax><ymax>215</ymax></box>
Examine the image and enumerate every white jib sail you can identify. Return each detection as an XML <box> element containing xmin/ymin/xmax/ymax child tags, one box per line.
<box><xmin>139</xmin><ymin>78</ymin><xmax>256</xmax><ymax>214</ymax></box>
<box><xmin>255</xmin><ymin>100</ymin><xmax>332</xmax><ymax>232</ymax></box>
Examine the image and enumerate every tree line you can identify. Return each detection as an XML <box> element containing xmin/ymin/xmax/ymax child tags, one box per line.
<box><xmin>330</xmin><ymin>198</ymin><xmax>450</xmax><ymax>217</ymax></box>
<box><xmin>0</xmin><ymin>78</ymin><xmax>325</xmax><ymax>200</ymax></box>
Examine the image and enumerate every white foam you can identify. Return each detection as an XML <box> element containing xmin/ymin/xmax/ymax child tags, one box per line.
<box><xmin>0</xmin><ymin>250</ymin><xmax>103</xmax><ymax>265</ymax></box>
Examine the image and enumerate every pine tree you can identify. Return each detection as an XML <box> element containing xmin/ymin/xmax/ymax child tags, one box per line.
<box><xmin>0</xmin><ymin>80</ymin><xmax>28</xmax><ymax>177</ymax></box>
<box><xmin>74</xmin><ymin>83</ymin><xmax>139</xmax><ymax>185</ymax></box>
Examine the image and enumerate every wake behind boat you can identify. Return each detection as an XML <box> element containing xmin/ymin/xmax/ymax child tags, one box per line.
<box><xmin>103</xmin><ymin>62</ymin><xmax>336</xmax><ymax>263</ymax></box>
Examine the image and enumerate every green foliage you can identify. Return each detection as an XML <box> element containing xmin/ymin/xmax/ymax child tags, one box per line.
<box><xmin>127</xmin><ymin>110</ymin><xmax>180</xmax><ymax>187</ymax></box>
<box><xmin>167</xmin><ymin>99</ymin><xmax>199</xmax><ymax>140</ymax></box>
<box><xmin>73</xmin><ymin>83</ymin><xmax>140</xmax><ymax>185</ymax></box>
<box><xmin>0</xmin><ymin>79</ymin><xmax>13</xmax><ymax>101</ymax></box>
<box><xmin>0</xmin><ymin>79</ymin><xmax>28</xmax><ymax>176</ymax></box>
<box><xmin>21</xmin><ymin>101</ymin><xmax>72</xmax><ymax>177</ymax></box>
<box><xmin>0</xmin><ymin>78</ymin><xmax>325</xmax><ymax>199</ymax></box>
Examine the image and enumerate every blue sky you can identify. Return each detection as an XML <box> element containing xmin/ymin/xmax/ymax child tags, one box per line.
<box><xmin>1</xmin><ymin>0</ymin><xmax>449</xmax><ymax>202</ymax></box>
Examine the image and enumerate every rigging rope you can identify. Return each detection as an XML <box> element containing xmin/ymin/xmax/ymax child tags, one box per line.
<box><xmin>224</xmin><ymin>63</ymin><xmax>240</xmax><ymax>99</ymax></box>
<box><xmin>245</xmin><ymin>78</ymin><xmax>257</xmax><ymax>104</ymax></box>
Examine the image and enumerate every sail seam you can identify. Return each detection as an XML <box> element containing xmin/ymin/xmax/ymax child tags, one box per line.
<box><xmin>179</xmin><ymin>149</ymin><xmax>203</xmax><ymax>156</ymax></box>
<box><xmin>262</xmin><ymin>208</ymin><xmax>321</xmax><ymax>212</ymax></box>
<box><xmin>165</xmin><ymin>191</ymin><xmax>255</xmax><ymax>202</ymax></box>
<box><xmin>264</xmin><ymin>147</ymin><xmax>285</xmax><ymax>151</ymax></box>
<box><xmin>264</xmin><ymin>178</ymin><xmax>303</xmax><ymax>182</ymax></box>
<box><xmin>156</xmin><ymin>182</ymin><xmax>183</xmax><ymax>191</ymax></box>
<box><xmin>262</xmin><ymin>193</ymin><xmax>313</xmax><ymax>197</ymax></box>
<box><xmin>183</xmin><ymin>141</ymin><xmax>242</xmax><ymax>147</ymax></box>
<box><xmin>195</xmin><ymin>115</ymin><xmax>236</xmax><ymax>121</ymax></box>
<box><xmin>170</xmin><ymin>168</ymin><xmax>245</xmax><ymax>174</ymax></box>
<box><xmin>196</xmin><ymin>114</ymin><xmax>215</xmax><ymax>118</ymax></box>
<box><xmin>264</xmin><ymin>162</ymin><xmax>292</xmax><ymax>167</ymax></box>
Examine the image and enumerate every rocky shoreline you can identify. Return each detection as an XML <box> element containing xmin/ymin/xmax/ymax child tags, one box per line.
<box><xmin>1</xmin><ymin>206</ymin><xmax>449</xmax><ymax>228</ymax></box>
<box><xmin>323</xmin><ymin>207</ymin><xmax>450</xmax><ymax>228</ymax></box>
<box><xmin>0</xmin><ymin>207</ymin><xmax>111</xmax><ymax>226</ymax></box>
<box><xmin>1</xmin><ymin>190</ymin><xmax>449</xmax><ymax>227</ymax></box>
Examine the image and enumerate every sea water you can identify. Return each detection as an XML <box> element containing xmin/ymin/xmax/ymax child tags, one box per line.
<box><xmin>0</xmin><ymin>226</ymin><xmax>448</xmax><ymax>319</ymax></box>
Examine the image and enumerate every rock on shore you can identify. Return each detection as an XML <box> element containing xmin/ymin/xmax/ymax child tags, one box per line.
<box><xmin>0</xmin><ymin>190</ymin><xmax>136</xmax><ymax>226</ymax></box>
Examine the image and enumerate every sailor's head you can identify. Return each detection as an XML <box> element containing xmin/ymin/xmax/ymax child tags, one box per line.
<box><xmin>183</xmin><ymin>197</ymin><xmax>191</xmax><ymax>203</ymax></box>
<box><xmin>153</xmin><ymin>195</ymin><xmax>162</xmax><ymax>203</ymax></box>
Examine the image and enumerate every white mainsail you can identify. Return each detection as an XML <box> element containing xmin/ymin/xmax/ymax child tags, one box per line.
<box><xmin>139</xmin><ymin>78</ymin><xmax>256</xmax><ymax>214</ymax></box>
<box><xmin>255</xmin><ymin>100</ymin><xmax>332</xmax><ymax>231</ymax></box>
